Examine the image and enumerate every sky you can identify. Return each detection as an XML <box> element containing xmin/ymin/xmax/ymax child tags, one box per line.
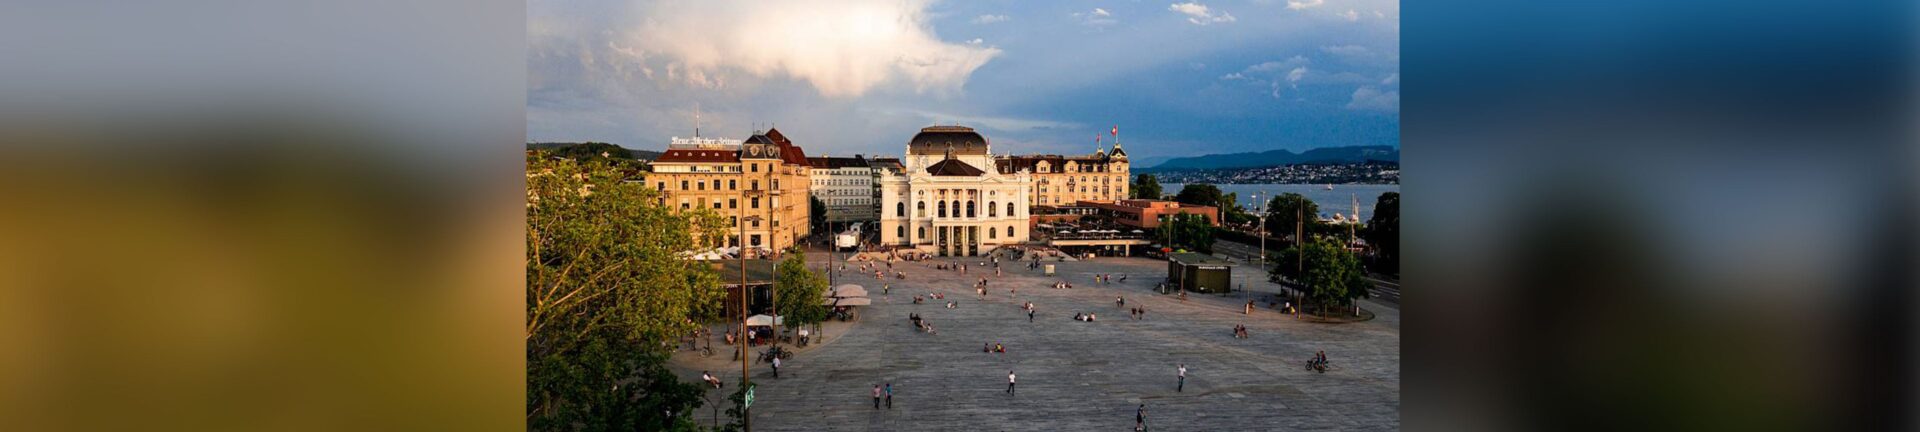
<box><xmin>528</xmin><ymin>0</ymin><xmax>1399</xmax><ymax>167</ymax></box>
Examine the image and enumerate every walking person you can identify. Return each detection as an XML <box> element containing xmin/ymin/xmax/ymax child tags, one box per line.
<box><xmin>1177</xmin><ymin>364</ymin><xmax>1187</xmax><ymax>392</ymax></box>
<box><xmin>872</xmin><ymin>384</ymin><xmax>882</xmax><ymax>409</ymax></box>
<box><xmin>771</xmin><ymin>355</ymin><xmax>781</xmax><ymax>378</ymax></box>
<box><xmin>1028</xmin><ymin>309</ymin><xmax>1035</xmax><ymax>323</ymax></box>
<box><xmin>1006</xmin><ymin>371</ymin><xmax>1016</xmax><ymax>396</ymax></box>
<box><xmin>885</xmin><ymin>382</ymin><xmax>893</xmax><ymax>409</ymax></box>
<box><xmin>1136</xmin><ymin>404</ymin><xmax>1147</xmax><ymax>431</ymax></box>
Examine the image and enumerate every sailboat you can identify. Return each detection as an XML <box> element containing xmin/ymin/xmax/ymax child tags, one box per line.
<box><xmin>1324</xmin><ymin>183</ymin><xmax>1334</xmax><ymax>190</ymax></box>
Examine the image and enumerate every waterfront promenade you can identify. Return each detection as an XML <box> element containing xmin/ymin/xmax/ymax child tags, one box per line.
<box><xmin>673</xmin><ymin>253</ymin><xmax>1400</xmax><ymax>431</ymax></box>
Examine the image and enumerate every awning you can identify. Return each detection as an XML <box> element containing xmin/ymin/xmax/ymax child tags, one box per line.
<box><xmin>830</xmin><ymin>284</ymin><xmax>868</xmax><ymax>298</ymax></box>
<box><xmin>746</xmin><ymin>314</ymin><xmax>783</xmax><ymax>326</ymax></box>
<box><xmin>833</xmin><ymin>297</ymin><xmax>872</xmax><ymax>306</ymax></box>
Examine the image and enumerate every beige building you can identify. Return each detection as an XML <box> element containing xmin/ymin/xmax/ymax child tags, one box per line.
<box><xmin>806</xmin><ymin>155</ymin><xmax>877</xmax><ymax>223</ymax></box>
<box><xmin>648</xmin><ymin>128</ymin><xmax>812</xmax><ymax>254</ymax></box>
<box><xmin>994</xmin><ymin>141</ymin><xmax>1130</xmax><ymax>207</ymax></box>
<box><xmin>878</xmin><ymin>126</ymin><xmax>1031</xmax><ymax>256</ymax></box>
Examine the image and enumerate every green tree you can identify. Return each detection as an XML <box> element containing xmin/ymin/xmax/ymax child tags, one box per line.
<box><xmin>550</xmin><ymin>142</ymin><xmax>635</xmax><ymax>160</ymax></box>
<box><xmin>809</xmin><ymin>196</ymin><xmax>828</xmax><ymax>236</ymax></box>
<box><xmin>1263</xmin><ymin>193</ymin><xmax>1319</xmax><ymax>241</ymax></box>
<box><xmin>774</xmin><ymin>247</ymin><xmax>829</xmax><ymax>331</ymax></box>
<box><xmin>526</xmin><ymin>151</ymin><xmax>728</xmax><ymax>430</ymax></box>
<box><xmin>1287</xmin><ymin>237</ymin><xmax>1370</xmax><ymax>315</ymax></box>
<box><xmin>1131</xmin><ymin>174</ymin><xmax>1163</xmax><ymax>200</ymax></box>
<box><xmin>1363</xmin><ymin>192</ymin><xmax>1399</xmax><ymax>274</ymax></box>
<box><xmin>1219</xmin><ymin>192</ymin><xmax>1253</xmax><ymax>225</ymax></box>
<box><xmin>1155</xmin><ymin>213</ymin><xmax>1215</xmax><ymax>254</ymax></box>
<box><xmin>1173</xmin><ymin>183</ymin><xmax>1225</xmax><ymax>208</ymax></box>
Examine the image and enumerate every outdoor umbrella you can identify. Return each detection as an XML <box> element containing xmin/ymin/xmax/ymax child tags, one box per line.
<box><xmin>831</xmin><ymin>284</ymin><xmax>868</xmax><ymax>298</ymax></box>
<box><xmin>834</xmin><ymin>297</ymin><xmax>872</xmax><ymax>306</ymax></box>
<box><xmin>746</xmin><ymin>314</ymin><xmax>782</xmax><ymax>327</ymax></box>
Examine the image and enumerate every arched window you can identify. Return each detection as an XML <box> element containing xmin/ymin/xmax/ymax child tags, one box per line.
<box><xmin>988</xmin><ymin>201</ymin><xmax>997</xmax><ymax>217</ymax></box>
<box><xmin>917</xmin><ymin>201</ymin><xmax>926</xmax><ymax>217</ymax></box>
<box><xmin>989</xmin><ymin>228</ymin><xmax>996</xmax><ymax>239</ymax></box>
<box><xmin>917</xmin><ymin>227</ymin><xmax>925</xmax><ymax>239</ymax></box>
<box><xmin>952</xmin><ymin>200</ymin><xmax>961</xmax><ymax>218</ymax></box>
<box><xmin>938</xmin><ymin>201</ymin><xmax>947</xmax><ymax>218</ymax></box>
<box><xmin>898</xmin><ymin>226</ymin><xmax>906</xmax><ymax>239</ymax></box>
<box><xmin>966</xmin><ymin>201</ymin><xmax>976</xmax><ymax>218</ymax></box>
<box><xmin>896</xmin><ymin>202</ymin><xmax>906</xmax><ymax>217</ymax></box>
<box><xmin>1007</xmin><ymin>202</ymin><xmax>1016</xmax><ymax>217</ymax></box>
<box><xmin>1008</xmin><ymin>226</ymin><xmax>1015</xmax><ymax>237</ymax></box>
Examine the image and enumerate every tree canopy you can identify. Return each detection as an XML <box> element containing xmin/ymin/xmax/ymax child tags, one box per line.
<box><xmin>1173</xmin><ymin>183</ymin><xmax>1224</xmax><ymax>208</ymax></box>
<box><xmin>774</xmin><ymin>246</ymin><xmax>829</xmax><ymax>329</ymax></box>
<box><xmin>1272</xmin><ymin>237</ymin><xmax>1370</xmax><ymax>315</ymax></box>
<box><xmin>1131</xmin><ymin>174</ymin><xmax>1163</xmax><ymax>200</ymax></box>
<box><xmin>1263</xmin><ymin>193</ymin><xmax>1319</xmax><ymax>240</ymax></box>
<box><xmin>525</xmin><ymin>151</ymin><xmax>728</xmax><ymax>430</ymax></box>
<box><xmin>1155</xmin><ymin>213</ymin><xmax>1215</xmax><ymax>254</ymax></box>
<box><xmin>1363</xmin><ymin>192</ymin><xmax>1399</xmax><ymax>274</ymax></box>
<box><xmin>808</xmin><ymin>196</ymin><xmax>828</xmax><ymax>236</ymax></box>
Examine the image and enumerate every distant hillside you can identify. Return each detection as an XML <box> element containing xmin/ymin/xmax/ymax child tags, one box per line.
<box><xmin>1144</xmin><ymin>145</ymin><xmax>1397</xmax><ymax>172</ymax></box>
<box><xmin>526</xmin><ymin>142</ymin><xmax>661</xmax><ymax>161</ymax></box>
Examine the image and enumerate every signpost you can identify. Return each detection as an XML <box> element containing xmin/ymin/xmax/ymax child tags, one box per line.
<box><xmin>745</xmin><ymin>384</ymin><xmax>756</xmax><ymax>409</ymax></box>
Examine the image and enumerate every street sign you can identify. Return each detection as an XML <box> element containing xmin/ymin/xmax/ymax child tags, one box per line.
<box><xmin>744</xmin><ymin>384</ymin><xmax>756</xmax><ymax>408</ymax></box>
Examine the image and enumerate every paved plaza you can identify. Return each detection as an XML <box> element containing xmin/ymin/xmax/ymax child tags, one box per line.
<box><xmin>673</xmin><ymin>252</ymin><xmax>1400</xmax><ymax>431</ymax></box>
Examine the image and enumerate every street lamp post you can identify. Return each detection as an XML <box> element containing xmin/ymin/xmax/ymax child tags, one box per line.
<box><xmin>1251</xmin><ymin>193</ymin><xmax>1265</xmax><ymax>308</ymax></box>
<box><xmin>735</xmin><ymin>194</ymin><xmax>755</xmax><ymax>432</ymax></box>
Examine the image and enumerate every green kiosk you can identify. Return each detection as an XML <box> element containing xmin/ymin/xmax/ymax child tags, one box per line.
<box><xmin>1167</xmin><ymin>252</ymin><xmax>1233</xmax><ymax>294</ymax></box>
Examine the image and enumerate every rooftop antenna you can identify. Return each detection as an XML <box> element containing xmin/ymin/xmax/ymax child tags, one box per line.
<box><xmin>693</xmin><ymin>102</ymin><xmax>701</xmax><ymax>138</ymax></box>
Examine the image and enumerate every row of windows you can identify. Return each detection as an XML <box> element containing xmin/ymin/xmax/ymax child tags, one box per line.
<box><xmin>812</xmin><ymin>178</ymin><xmax>870</xmax><ymax>186</ymax></box>
<box><xmin>679</xmin><ymin>197</ymin><xmax>759</xmax><ymax>210</ymax></box>
<box><xmin>896</xmin><ymin>201</ymin><xmax>1018</xmax><ymax>218</ymax></box>
<box><xmin>1034</xmin><ymin>163</ymin><xmax>1124</xmax><ymax>174</ymax></box>
<box><xmin>895</xmin><ymin>225</ymin><xmax>1018</xmax><ymax>240</ymax></box>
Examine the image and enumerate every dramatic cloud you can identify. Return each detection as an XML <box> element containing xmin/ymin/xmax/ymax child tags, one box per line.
<box><xmin>1287</xmin><ymin>0</ymin><xmax>1325</xmax><ymax>10</ymax></box>
<box><xmin>1347</xmin><ymin>86</ymin><xmax>1399</xmax><ymax>111</ymax></box>
<box><xmin>972</xmin><ymin>14</ymin><xmax>1010</xmax><ymax>24</ymax></box>
<box><xmin>627</xmin><ymin>0</ymin><xmax>999</xmax><ymax>97</ymax></box>
<box><xmin>1169</xmin><ymin>2</ymin><xmax>1236</xmax><ymax>25</ymax></box>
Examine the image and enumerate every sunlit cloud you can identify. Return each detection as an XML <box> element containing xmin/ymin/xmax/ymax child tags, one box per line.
<box><xmin>625</xmin><ymin>0</ymin><xmax>1000</xmax><ymax>98</ymax></box>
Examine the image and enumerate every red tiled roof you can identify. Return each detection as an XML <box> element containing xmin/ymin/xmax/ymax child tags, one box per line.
<box><xmin>780</xmin><ymin>142</ymin><xmax>809</xmax><ymax>167</ymax></box>
<box><xmin>653</xmin><ymin>149</ymin><xmax>740</xmax><ymax>163</ymax></box>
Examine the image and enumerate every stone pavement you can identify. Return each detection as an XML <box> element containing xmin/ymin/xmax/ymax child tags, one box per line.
<box><xmin>673</xmin><ymin>253</ymin><xmax>1400</xmax><ymax>431</ymax></box>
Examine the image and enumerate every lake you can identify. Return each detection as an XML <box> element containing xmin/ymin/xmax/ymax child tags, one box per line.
<box><xmin>1163</xmin><ymin>183</ymin><xmax>1399</xmax><ymax>221</ymax></box>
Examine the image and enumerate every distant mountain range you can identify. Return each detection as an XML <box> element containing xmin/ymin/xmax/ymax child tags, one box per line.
<box><xmin>527</xmin><ymin>142</ymin><xmax>662</xmax><ymax>161</ymax></box>
<box><xmin>1142</xmin><ymin>145</ymin><xmax>1398</xmax><ymax>172</ymax></box>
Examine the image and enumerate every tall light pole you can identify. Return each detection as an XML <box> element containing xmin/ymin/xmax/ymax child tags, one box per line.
<box><xmin>1251</xmin><ymin>193</ymin><xmax>1265</xmax><ymax>307</ymax></box>
<box><xmin>735</xmin><ymin>195</ymin><xmax>754</xmax><ymax>432</ymax></box>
